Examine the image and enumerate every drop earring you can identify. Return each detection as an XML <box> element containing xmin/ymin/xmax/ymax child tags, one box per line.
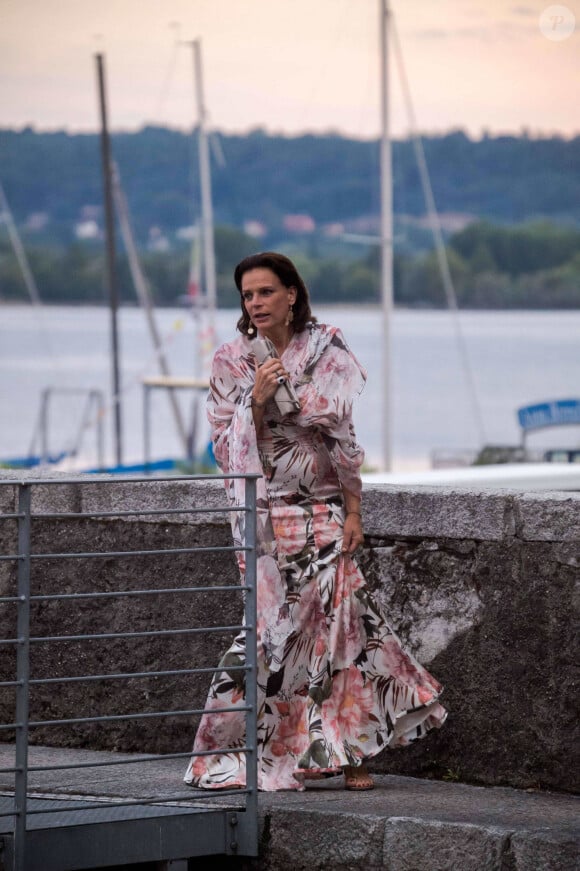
<box><xmin>286</xmin><ymin>305</ymin><xmax>294</xmax><ymax>327</ymax></box>
<box><xmin>247</xmin><ymin>322</ymin><xmax>255</xmax><ymax>335</ymax></box>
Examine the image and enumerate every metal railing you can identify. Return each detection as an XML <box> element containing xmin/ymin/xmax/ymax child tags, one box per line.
<box><xmin>0</xmin><ymin>474</ymin><xmax>259</xmax><ymax>871</ymax></box>
<box><xmin>28</xmin><ymin>387</ymin><xmax>105</xmax><ymax>468</ymax></box>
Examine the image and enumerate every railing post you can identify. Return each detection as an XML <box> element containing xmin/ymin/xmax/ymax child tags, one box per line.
<box><xmin>39</xmin><ymin>389</ymin><xmax>49</xmax><ymax>466</ymax></box>
<box><xmin>95</xmin><ymin>390</ymin><xmax>105</xmax><ymax>471</ymax></box>
<box><xmin>244</xmin><ymin>476</ymin><xmax>259</xmax><ymax>835</ymax></box>
<box><xmin>143</xmin><ymin>385</ymin><xmax>152</xmax><ymax>472</ymax></box>
<box><xmin>13</xmin><ymin>483</ymin><xmax>32</xmax><ymax>871</ymax></box>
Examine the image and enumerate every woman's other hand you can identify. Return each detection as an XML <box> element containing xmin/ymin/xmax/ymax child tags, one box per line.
<box><xmin>342</xmin><ymin>511</ymin><xmax>364</xmax><ymax>554</ymax></box>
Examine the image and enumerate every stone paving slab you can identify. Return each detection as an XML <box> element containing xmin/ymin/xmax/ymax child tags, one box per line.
<box><xmin>1</xmin><ymin>745</ymin><xmax>578</xmax><ymax>870</ymax></box>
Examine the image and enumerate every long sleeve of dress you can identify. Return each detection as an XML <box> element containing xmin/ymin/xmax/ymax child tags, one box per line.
<box><xmin>296</xmin><ymin>328</ymin><xmax>366</xmax><ymax>498</ymax></box>
<box><xmin>206</xmin><ymin>345</ymin><xmax>259</xmax><ymax>476</ymax></box>
<box><xmin>206</xmin><ymin>341</ymin><xmax>276</xmax><ymax>556</ymax></box>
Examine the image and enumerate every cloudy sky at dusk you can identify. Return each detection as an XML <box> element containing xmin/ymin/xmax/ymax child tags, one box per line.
<box><xmin>1</xmin><ymin>0</ymin><xmax>579</xmax><ymax>139</ymax></box>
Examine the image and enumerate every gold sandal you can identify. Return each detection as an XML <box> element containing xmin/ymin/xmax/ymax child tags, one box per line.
<box><xmin>343</xmin><ymin>765</ymin><xmax>374</xmax><ymax>791</ymax></box>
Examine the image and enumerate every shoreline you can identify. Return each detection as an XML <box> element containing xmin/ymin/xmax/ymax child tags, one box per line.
<box><xmin>3</xmin><ymin>302</ymin><xmax>580</xmax><ymax>315</ymax></box>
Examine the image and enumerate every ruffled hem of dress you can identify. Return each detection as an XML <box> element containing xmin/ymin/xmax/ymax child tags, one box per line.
<box><xmin>293</xmin><ymin>765</ymin><xmax>342</xmax><ymax>779</ymax></box>
<box><xmin>387</xmin><ymin>694</ymin><xmax>447</xmax><ymax>747</ymax></box>
<box><xmin>183</xmin><ymin>760</ymin><xmax>247</xmax><ymax>791</ymax></box>
<box><xmin>182</xmin><ymin>691</ymin><xmax>447</xmax><ymax>793</ymax></box>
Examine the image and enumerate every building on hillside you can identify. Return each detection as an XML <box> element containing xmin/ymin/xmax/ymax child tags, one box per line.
<box><xmin>283</xmin><ymin>214</ymin><xmax>316</xmax><ymax>234</ymax></box>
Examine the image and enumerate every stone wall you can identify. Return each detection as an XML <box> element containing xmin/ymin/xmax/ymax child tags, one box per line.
<box><xmin>0</xmin><ymin>474</ymin><xmax>578</xmax><ymax>793</ymax></box>
<box><xmin>359</xmin><ymin>487</ymin><xmax>579</xmax><ymax>794</ymax></box>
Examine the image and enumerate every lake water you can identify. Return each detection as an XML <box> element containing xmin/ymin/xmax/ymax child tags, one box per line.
<box><xmin>1</xmin><ymin>305</ymin><xmax>579</xmax><ymax>470</ymax></box>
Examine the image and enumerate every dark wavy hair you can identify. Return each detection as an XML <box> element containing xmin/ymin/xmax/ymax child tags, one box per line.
<box><xmin>234</xmin><ymin>252</ymin><xmax>316</xmax><ymax>336</ymax></box>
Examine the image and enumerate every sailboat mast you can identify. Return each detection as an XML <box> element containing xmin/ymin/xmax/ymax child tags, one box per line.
<box><xmin>96</xmin><ymin>52</ymin><xmax>123</xmax><ymax>467</ymax></box>
<box><xmin>379</xmin><ymin>0</ymin><xmax>394</xmax><ymax>472</ymax></box>
<box><xmin>0</xmin><ymin>181</ymin><xmax>42</xmax><ymax>306</ymax></box>
<box><xmin>111</xmin><ymin>163</ymin><xmax>190</xmax><ymax>454</ymax></box>
<box><xmin>192</xmin><ymin>39</ymin><xmax>217</xmax><ymax>324</ymax></box>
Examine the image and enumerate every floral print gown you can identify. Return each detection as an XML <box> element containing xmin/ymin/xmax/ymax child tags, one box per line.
<box><xmin>184</xmin><ymin>323</ymin><xmax>447</xmax><ymax>791</ymax></box>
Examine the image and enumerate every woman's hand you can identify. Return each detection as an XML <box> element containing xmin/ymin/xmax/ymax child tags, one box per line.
<box><xmin>342</xmin><ymin>511</ymin><xmax>364</xmax><ymax>554</ymax></box>
<box><xmin>251</xmin><ymin>357</ymin><xmax>290</xmax><ymax>407</ymax></box>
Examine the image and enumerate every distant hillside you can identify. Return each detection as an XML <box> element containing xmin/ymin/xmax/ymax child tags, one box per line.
<box><xmin>1</xmin><ymin>127</ymin><xmax>579</xmax><ymax>249</ymax></box>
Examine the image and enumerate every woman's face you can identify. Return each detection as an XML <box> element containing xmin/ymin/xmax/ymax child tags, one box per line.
<box><xmin>240</xmin><ymin>268</ymin><xmax>297</xmax><ymax>335</ymax></box>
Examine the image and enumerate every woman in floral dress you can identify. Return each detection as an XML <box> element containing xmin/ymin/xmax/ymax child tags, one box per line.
<box><xmin>184</xmin><ymin>252</ymin><xmax>446</xmax><ymax>792</ymax></box>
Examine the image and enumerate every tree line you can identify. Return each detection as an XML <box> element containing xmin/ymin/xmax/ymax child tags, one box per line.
<box><xmin>2</xmin><ymin>220</ymin><xmax>579</xmax><ymax>309</ymax></box>
<box><xmin>1</xmin><ymin>127</ymin><xmax>579</xmax><ymax>243</ymax></box>
<box><xmin>2</xmin><ymin>126</ymin><xmax>579</xmax><ymax>308</ymax></box>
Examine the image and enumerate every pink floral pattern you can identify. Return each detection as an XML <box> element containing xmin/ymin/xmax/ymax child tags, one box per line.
<box><xmin>184</xmin><ymin>323</ymin><xmax>447</xmax><ymax>792</ymax></box>
<box><xmin>322</xmin><ymin>666</ymin><xmax>374</xmax><ymax>741</ymax></box>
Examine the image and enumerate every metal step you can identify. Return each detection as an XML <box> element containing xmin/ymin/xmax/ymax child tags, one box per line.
<box><xmin>0</xmin><ymin>795</ymin><xmax>255</xmax><ymax>870</ymax></box>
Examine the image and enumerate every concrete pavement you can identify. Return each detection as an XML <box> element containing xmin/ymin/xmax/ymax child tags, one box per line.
<box><xmin>0</xmin><ymin>744</ymin><xmax>578</xmax><ymax>870</ymax></box>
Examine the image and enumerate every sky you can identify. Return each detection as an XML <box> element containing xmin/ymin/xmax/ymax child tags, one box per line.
<box><xmin>1</xmin><ymin>0</ymin><xmax>579</xmax><ymax>139</ymax></box>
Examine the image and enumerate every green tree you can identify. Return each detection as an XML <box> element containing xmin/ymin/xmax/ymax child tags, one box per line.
<box><xmin>399</xmin><ymin>248</ymin><xmax>470</xmax><ymax>307</ymax></box>
<box><xmin>310</xmin><ymin>261</ymin><xmax>345</xmax><ymax>303</ymax></box>
<box><xmin>214</xmin><ymin>226</ymin><xmax>258</xmax><ymax>275</ymax></box>
<box><xmin>469</xmin><ymin>241</ymin><xmax>497</xmax><ymax>274</ymax></box>
<box><xmin>450</xmin><ymin>220</ymin><xmax>580</xmax><ymax>276</ymax></box>
<box><xmin>463</xmin><ymin>271</ymin><xmax>513</xmax><ymax>308</ymax></box>
<box><xmin>342</xmin><ymin>264</ymin><xmax>379</xmax><ymax>302</ymax></box>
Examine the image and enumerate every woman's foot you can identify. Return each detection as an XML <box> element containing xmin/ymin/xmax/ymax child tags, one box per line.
<box><xmin>343</xmin><ymin>764</ymin><xmax>374</xmax><ymax>791</ymax></box>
